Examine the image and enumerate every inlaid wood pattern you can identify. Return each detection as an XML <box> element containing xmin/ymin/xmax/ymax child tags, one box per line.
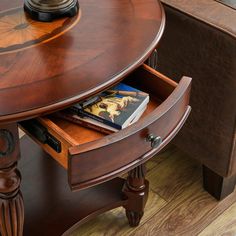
<box><xmin>70</xmin><ymin>145</ymin><xmax>236</xmax><ymax>236</ymax></box>
<box><xmin>0</xmin><ymin>0</ymin><xmax>165</xmax><ymax>123</ymax></box>
<box><xmin>0</xmin><ymin>7</ymin><xmax>80</xmax><ymax>54</ymax></box>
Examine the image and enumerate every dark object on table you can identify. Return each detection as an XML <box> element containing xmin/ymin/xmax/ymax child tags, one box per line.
<box><xmin>24</xmin><ymin>0</ymin><xmax>79</xmax><ymax>22</ymax></box>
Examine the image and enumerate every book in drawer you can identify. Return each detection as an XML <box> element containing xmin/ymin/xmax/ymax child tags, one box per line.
<box><xmin>20</xmin><ymin>64</ymin><xmax>192</xmax><ymax>191</ymax></box>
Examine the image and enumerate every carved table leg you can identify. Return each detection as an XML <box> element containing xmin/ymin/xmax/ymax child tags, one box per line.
<box><xmin>0</xmin><ymin>124</ymin><xmax>24</xmax><ymax>236</ymax></box>
<box><xmin>123</xmin><ymin>164</ymin><xmax>149</xmax><ymax>227</ymax></box>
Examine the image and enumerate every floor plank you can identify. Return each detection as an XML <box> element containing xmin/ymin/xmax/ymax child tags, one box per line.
<box><xmin>68</xmin><ymin>145</ymin><xmax>236</xmax><ymax>236</ymax></box>
<box><xmin>71</xmin><ymin>189</ymin><xmax>167</xmax><ymax>236</ymax></box>
<box><xmin>71</xmin><ymin>146</ymin><xmax>179</xmax><ymax>235</ymax></box>
<box><xmin>198</xmin><ymin>201</ymin><xmax>236</xmax><ymax>236</ymax></box>
<box><xmin>147</xmin><ymin>146</ymin><xmax>201</xmax><ymax>202</ymax></box>
<box><xmin>131</xmin><ymin>181</ymin><xmax>236</xmax><ymax>236</ymax></box>
<box><xmin>19</xmin><ymin>132</ymin><xmax>236</xmax><ymax>235</ymax></box>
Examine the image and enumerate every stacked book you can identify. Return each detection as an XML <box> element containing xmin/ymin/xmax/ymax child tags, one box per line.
<box><xmin>56</xmin><ymin>83</ymin><xmax>149</xmax><ymax>134</ymax></box>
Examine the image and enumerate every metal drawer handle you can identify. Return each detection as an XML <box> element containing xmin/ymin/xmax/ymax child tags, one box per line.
<box><xmin>146</xmin><ymin>134</ymin><xmax>162</xmax><ymax>149</ymax></box>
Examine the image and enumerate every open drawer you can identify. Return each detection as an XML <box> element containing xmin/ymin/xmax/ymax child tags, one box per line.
<box><xmin>20</xmin><ymin>64</ymin><xmax>191</xmax><ymax>191</ymax></box>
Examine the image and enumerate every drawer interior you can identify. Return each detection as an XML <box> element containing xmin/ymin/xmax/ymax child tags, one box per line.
<box><xmin>49</xmin><ymin>96</ymin><xmax>160</xmax><ymax>146</ymax></box>
<box><xmin>47</xmin><ymin>65</ymin><xmax>176</xmax><ymax>147</ymax></box>
<box><xmin>20</xmin><ymin>64</ymin><xmax>178</xmax><ymax>170</ymax></box>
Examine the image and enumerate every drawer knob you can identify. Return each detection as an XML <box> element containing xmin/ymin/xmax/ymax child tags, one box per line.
<box><xmin>146</xmin><ymin>134</ymin><xmax>162</xmax><ymax>149</ymax></box>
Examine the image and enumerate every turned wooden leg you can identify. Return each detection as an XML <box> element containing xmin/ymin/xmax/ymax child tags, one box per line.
<box><xmin>147</xmin><ymin>49</ymin><xmax>158</xmax><ymax>70</ymax></box>
<box><xmin>0</xmin><ymin>124</ymin><xmax>24</xmax><ymax>236</ymax></box>
<box><xmin>203</xmin><ymin>165</ymin><xmax>236</xmax><ymax>200</ymax></box>
<box><xmin>123</xmin><ymin>164</ymin><xmax>149</xmax><ymax>227</ymax></box>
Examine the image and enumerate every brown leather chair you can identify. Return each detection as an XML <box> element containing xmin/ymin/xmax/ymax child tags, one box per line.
<box><xmin>157</xmin><ymin>0</ymin><xmax>236</xmax><ymax>200</ymax></box>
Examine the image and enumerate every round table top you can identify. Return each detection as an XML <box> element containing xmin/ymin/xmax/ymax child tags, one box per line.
<box><xmin>0</xmin><ymin>0</ymin><xmax>165</xmax><ymax>123</ymax></box>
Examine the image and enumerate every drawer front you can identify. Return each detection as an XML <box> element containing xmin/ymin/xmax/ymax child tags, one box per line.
<box><xmin>20</xmin><ymin>65</ymin><xmax>191</xmax><ymax>191</ymax></box>
<box><xmin>68</xmin><ymin>66</ymin><xmax>192</xmax><ymax>190</ymax></box>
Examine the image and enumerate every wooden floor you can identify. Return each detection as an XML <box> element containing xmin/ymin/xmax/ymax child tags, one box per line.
<box><xmin>18</xmin><ymin>130</ymin><xmax>236</xmax><ymax>235</ymax></box>
<box><xmin>69</xmin><ymin>145</ymin><xmax>236</xmax><ymax>236</ymax></box>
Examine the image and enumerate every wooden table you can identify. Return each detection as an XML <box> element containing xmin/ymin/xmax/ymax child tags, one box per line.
<box><xmin>0</xmin><ymin>0</ymin><xmax>191</xmax><ymax>235</ymax></box>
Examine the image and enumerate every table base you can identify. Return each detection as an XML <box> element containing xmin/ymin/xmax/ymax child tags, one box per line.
<box><xmin>20</xmin><ymin>136</ymin><xmax>127</xmax><ymax>236</ymax></box>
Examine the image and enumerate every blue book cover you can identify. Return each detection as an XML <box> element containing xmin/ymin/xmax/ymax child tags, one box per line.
<box><xmin>74</xmin><ymin>83</ymin><xmax>149</xmax><ymax>129</ymax></box>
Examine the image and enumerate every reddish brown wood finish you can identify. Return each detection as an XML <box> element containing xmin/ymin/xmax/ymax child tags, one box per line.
<box><xmin>0</xmin><ymin>0</ymin><xmax>165</xmax><ymax>124</ymax></box>
<box><xmin>20</xmin><ymin>65</ymin><xmax>191</xmax><ymax>191</ymax></box>
<box><xmin>19</xmin><ymin>136</ymin><xmax>127</xmax><ymax>236</ymax></box>
<box><xmin>18</xmin><ymin>136</ymin><xmax>149</xmax><ymax>235</ymax></box>
<box><xmin>68</xmin><ymin>66</ymin><xmax>191</xmax><ymax>190</ymax></box>
<box><xmin>0</xmin><ymin>7</ymin><xmax>80</xmax><ymax>53</ymax></box>
<box><xmin>0</xmin><ymin>1</ymin><xmax>168</xmax><ymax>234</ymax></box>
<box><xmin>0</xmin><ymin>124</ymin><xmax>23</xmax><ymax>236</ymax></box>
<box><xmin>123</xmin><ymin>164</ymin><xmax>149</xmax><ymax>227</ymax></box>
<box><xmin>0</xmin><ymin>0</ymin><xmax>193</xmax><ymax>234</ymax></box>
<box><xmin>0</xmin><ymin>124</ymin><xmax>20</xmax><ymax>168</ymax></box>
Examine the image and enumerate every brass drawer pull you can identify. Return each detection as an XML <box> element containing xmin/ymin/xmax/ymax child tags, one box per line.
<box><xmin>146</xmin><ymin>134</ymin><xmax>162</xmax><ymax>148</ymax></box>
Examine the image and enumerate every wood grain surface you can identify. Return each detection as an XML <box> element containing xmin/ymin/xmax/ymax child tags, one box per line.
<box><xmin>0</xmin><ymin>124</ymin><xmax>23</xmax><ymax>236</ymax></box>
<box><xmin>20</xmin><ymin>64</ymin><xmax>191</xmax><ymax>191</ymax></box>
<box><xmin>0</xmin><ymin>0</ymin><xmax>165</xmax><ymax>123</ymax></box>
<box><xmin>199</xmin><ymin>202</ymin><xmax>236</xmax><ymax>236</ymax></box>
<box><xmin>71</xmin><ymin>145</ymin><xmax>236</xmax><ymax>236</ymax></box>
<box><xmin>67</xmin><ymin>67</ymin><xmax>191</xmax><ymax>190</ymax></box>
<box><xmin>0</xmin><ymin>7</ymin><xmax>80</xmax><ymax>54</ymax></box>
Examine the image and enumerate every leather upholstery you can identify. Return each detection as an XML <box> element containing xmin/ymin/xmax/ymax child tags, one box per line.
<box><xmin>158</xmin><ymin>1</ymin><xmax>236</xmax><ymax>177</ymax></box>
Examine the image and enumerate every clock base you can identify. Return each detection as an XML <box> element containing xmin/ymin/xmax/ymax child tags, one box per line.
<box><xmin>24</xmin><ymin>0</ymin><xmax>79</xmax><ymax>22</ymax></box>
